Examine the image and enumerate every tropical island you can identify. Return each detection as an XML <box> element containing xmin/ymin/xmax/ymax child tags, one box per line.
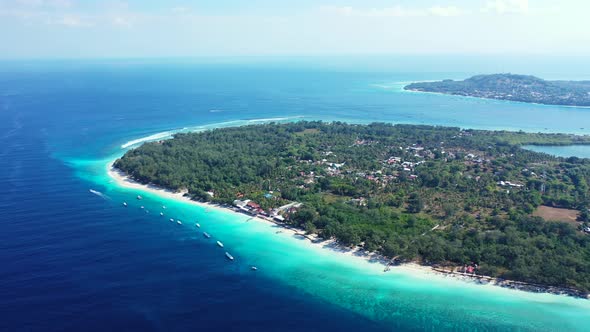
<box><xmin>114</xmin><ymin>122</ymin><xmax>590</xmax><ymax>295</ymax></box>
<box><xmin>404</xmin><ymin>74</ymin><xmax>590</xmax><ymax>107</ymax></box>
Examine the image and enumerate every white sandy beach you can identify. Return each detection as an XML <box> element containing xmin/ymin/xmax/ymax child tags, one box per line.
<box><xmin>107</xmin><ymin>160</ymin><xmax>590</xmax><ymax>299</ymax></box>
<box><xmin>106</xmin><ymin>161</ymin><xmax>439</xmax><ymax>277</ymax></box>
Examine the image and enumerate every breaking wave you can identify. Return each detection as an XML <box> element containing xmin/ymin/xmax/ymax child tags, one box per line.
<box><xmin>119</xmin><ymin>116</ymin><xmax>305</xmax><ymax>150</ymax></box>
<box><xmin>89</xmin><ymin>189</ymin><xmax>111</xmax><ymax>200</ymax></box>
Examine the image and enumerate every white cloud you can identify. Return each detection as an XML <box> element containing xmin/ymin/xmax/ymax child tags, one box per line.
<box><xmin>319</xmin><ymin>5</ymin><xmax>468</xmax><ymax>18</ymax></box>
<box><xmin>0</xmin><ymin>0</ymin><xmax>143</xmax><ymax>28</ymax></box>
<box><xmin>320</xmin><ymin>6</ymin><xmax>423</xmax><ymax>17</ymax></box>
<box><xmin>16</xmin><ymin>0</ymin><xmax>42</xmax><ymax>6</ymax></box>
<box><xmin>321</xmin><ymin>1</ymin><xmax>530</xmax><ymax>19</ymax></box>
<box><xmin>15</xmin><ymin>0</ymin><xmax>71</xmax><ymax>8</ymax></box>
<box><xmin>0</xmin><ymin>0</ymin><xmax>73</xmax><ymax>23</ymax></box>
<box><xmin>428</xmin><ymin>6</ymin><xmax>468</xmax><ymax>17</ymax></box>
<box><xmin>52</xmin><ymin>14</ymin><xmax>89</xmax><ymax>27</ymax></box>
<box><xmin>111</xmin><ymin>15</ymin><xmax>133</xmax><ymax>27</ymax></box>
<box><xmin>482</xmin><ymin>0</ymin><xmax>529</xmax><ymax>14</ymax></box>
<box><xmin>170</xmin><ymin>6</ymin><xmax>189</xmax><ymax>15</ymax></box>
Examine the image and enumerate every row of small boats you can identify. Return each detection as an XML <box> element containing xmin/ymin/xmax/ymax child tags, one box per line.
<box><xmin>122</xmin><ymin>199</ymin><xmax>259</xmax><ymax>269</ymax></box>
<box><xmin>201</xmin><ymin>232</ymin><xmax>231</xmax><ymax>259</ymax></box>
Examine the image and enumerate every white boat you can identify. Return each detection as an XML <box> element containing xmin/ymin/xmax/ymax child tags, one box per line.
<box><xmin>162</xmin><ymin>205</ymin><xmax>166</xmax><ymax>209</ymax></box>
<box><xmin>203</xmin><ymin>232</ymin><xmax>211</xmax><ymax>238</ymax></box>
<box><xmin>225</xmin><ymin>252</ymin><xmax>234</xmax><ymax>261</ymax></box>
<box><xmin>251</xmin><ymin>266</ymin><xmax>258</xmax><ymax>271</ymax></box>
<box><xmin>137</xmin><ymin>195</ymin><xmax>142</xmax><ymax>200</ymax></box>
<box><xmin>160</xmin><ymin>212</ymin><xmax>164</xmax><ymax>216</ymax></box>
<box><xmin>169</xmin><ymin>218</ymin><xmax>174</xmax><ymax>222</ymax></box>
<box><xmin>216</xmin><ymin>241</ymin><xmax>224</xmax><ymax>248</ymax></box>
<box><xmin>195</xmin><ymin>223</ymin><xmax>201</xmax><ymax>228</ymax></box>
<box><xmin>123</xmin><ymin>202</ymin><xmax>127</xmax><ymax>207</ymax></box>
<box><xmin>140</xmin><ymin>206</ymin><xmax>144</xmax><ymax>209</ymax></box>
<box><xmin>177</xmin><ymin>220</ymin><xmax>182</xmax><ymax>225</ymax></box>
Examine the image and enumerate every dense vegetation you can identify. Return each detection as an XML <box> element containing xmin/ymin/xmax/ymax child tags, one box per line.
<box><xmin>115</xmin><ymin>122</ymin><xmax>590</xmax><ymax>292</ymax></box>
<box><xmin>405</xmin><ymin>74</ymin><xmax>590</xmax><ymax>107</ymax></box>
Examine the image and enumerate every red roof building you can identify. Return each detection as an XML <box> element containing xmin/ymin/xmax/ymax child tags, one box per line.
<box><xmin>247</xmin><ymin>201</ymin><xmax>261</xmax><ymax>210</ymax></box>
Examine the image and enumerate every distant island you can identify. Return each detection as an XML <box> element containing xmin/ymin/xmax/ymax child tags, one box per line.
<box><xmin>115</xmin><ymin>122</ymin><xmax>590</xmax><ymax>295</ymax></box>
<box><xmin>405</xmin><ymin>74</ymin><xmax>590</xmax><ymax>107</ymax></box>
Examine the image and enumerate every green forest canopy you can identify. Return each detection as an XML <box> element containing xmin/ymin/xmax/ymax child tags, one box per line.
<box><xmin>405</xmin><ymin>74</ymin><xmax>590</xmax><ymax>107</ymax></box>
<box><xmin>115</xmin><ymin>121</ymin><xmax>590</xmax><ymax>292</ymax></box>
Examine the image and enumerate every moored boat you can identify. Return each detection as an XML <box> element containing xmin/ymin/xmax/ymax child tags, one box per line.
<box><xmin>137</xmin><ymin>195</ymin><xmax>142</xmax><ymax>200</ymax></box>
<box><xmin>203</xmin><ymin>232</ymin><xmax>211</xmax><ymax>238</ymax></box>
<box><xmin>216</xmin><ymin>241</ymin><xmax>224</xmax><ymax>248</ymax></box>
<box><xmin>195</xmin><ymin>223</ymin><xmax>200</xmax><ymax>228</ymax></box>
<box><xmin>123</xmin><ymin>202</ymin><xmax>127</xmax><ymax>207</ymax></box>
<box><xmin>225</xmin><ymin>252</ymin><xmax>234</xmax><ymax>261</ymax></box>
<box><xmin>177</xmin><ymin>220</ymin><xmax>182</xmax><ymax>225</ymax></box>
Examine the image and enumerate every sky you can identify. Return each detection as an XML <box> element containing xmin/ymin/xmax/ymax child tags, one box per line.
<box><xmin>0</xmin><ymin>0</ymin><xmax>589</xmax><ymax>58</ymax></box>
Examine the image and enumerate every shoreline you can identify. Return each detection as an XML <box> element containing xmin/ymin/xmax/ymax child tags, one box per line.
<box><xmin>107</xmin><ymin>162</ymin><xmax>402</xmax><ymax>267</ymax></box>
<box><xmin>107</xmin><ymin>161</ymin><xmax>588</xmax><ymax>299</ymax></box>
<box><xmin>402</xmin><ymin>85</ymin><xmax>590</xmax><ymax>110</ymax></box>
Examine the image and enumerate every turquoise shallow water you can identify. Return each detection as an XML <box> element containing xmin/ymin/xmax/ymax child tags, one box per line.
<box><xmin>73</xmin><ymin>152</ymin><xmax>590</xmax><ymax>332</ymax></box>
<box><xmin>3</xmin><ymin>59</ymin><xmax>590</xmax><ymax>331</ymax></box>
<box><xmin>523</xmin><ymin>145</ymin><xmax>590</xmax><ymax>159</ymax></box>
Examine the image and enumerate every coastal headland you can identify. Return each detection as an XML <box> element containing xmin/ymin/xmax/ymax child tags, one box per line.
<box><xmin>108</xmin><ymin>162</ymin><xmax>589</xmax><ymax>298</ymax></box>
<box><xmin>110</xmin><ymin>121</ymin><xmax>590</xmax><ymax>298</ymax></box>
<box><xmin>405</xmin><ymin>74</ymin><xmax>590</xmax><ymax>107</ymax></box>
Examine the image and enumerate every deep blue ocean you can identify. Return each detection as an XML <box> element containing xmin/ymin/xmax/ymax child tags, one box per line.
<box><xmin>2</xmin><ymin>57</ymin><xmax>590</xmax><ymax>332</ymax></box>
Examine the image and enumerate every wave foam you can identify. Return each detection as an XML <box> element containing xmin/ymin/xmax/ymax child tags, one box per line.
<box><xmin>121</xmin><ymin>131</ymin><xmax>174</xmax><ymax>149</ymax></box>
<box><xmin>120</xmin><ymin>116</ymin><xmax>305</xmax><ymax>150</ymax></box>
<box><xmin>89</xmin><ymin>189</ymin><xmax>111</xmax><ymax>200</ymax></box>
<box><xmin>247</xmin><ymin>116</ymin><xmax>303</xmax><ymax>123</ymax></box>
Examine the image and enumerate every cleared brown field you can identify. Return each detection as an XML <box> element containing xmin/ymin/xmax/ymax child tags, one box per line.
<box><xmin>533</xmin><ymin>205</ymin><xmax>580</xmax><ymax>226</ymax></box>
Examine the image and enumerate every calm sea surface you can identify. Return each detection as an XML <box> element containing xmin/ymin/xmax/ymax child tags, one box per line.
<box><xmin>523</xmin><ymin>145</ymin><xmax>590</xmax><ymax>158</ymax></box>
<box><xmin>1</xmin><ymin>57</ymin><xmax>590</xmax><ymax>332</ymax></box>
